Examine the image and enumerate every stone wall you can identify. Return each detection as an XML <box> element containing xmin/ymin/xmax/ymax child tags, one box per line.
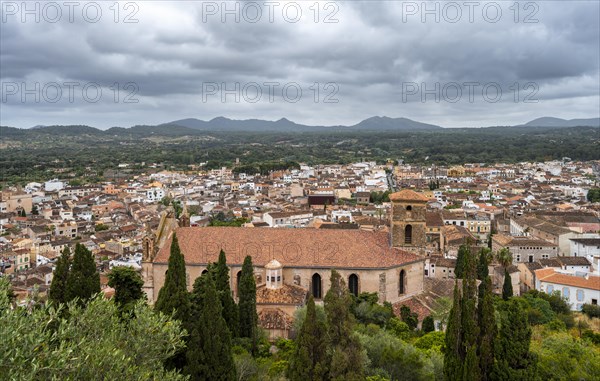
<box><xmin>151</xmin><ymin>260</ymin><xmax>424</xmax><ymax>306</ymax></box>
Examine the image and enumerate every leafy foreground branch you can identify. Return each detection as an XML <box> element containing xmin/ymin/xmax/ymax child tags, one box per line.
<box><xmin>0</xmin><ymin>278</ymin><xmax>187</xmax><ymax>381</ymax></box>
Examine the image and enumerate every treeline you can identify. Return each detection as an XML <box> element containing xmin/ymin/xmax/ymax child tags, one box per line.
<box><xmin>2</xmin><ymin>127</ymin><xmax>599</xmax><ymax>185</ymax></box>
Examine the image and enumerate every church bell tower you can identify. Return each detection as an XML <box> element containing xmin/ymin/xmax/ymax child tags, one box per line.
<box><xmin>389</xmin><ymin>189</ymin><xmax>428</xmax><ymax>251</ymax></box>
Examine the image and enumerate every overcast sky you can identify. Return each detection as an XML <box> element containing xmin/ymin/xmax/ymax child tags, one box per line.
<box><xmin>1</xmin><ymin>0</ymin><xmax>599</xmax><ymax>128</ymax></box>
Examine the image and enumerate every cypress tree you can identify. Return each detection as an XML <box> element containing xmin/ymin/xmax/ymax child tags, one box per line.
<box><xmin>502</xmin><ymin>269</ymin><xmax>513</xmax><ymax>300</ymax></box>
<box><xmin>477</xmin><ymin>248</ymin><xmax>490</xmax><ymax>280</ymax></box>
<box><xmin>48</xmin><ymin>247</ymin><xmax>71</xmax><ymax>305</ymax></box>
<box><xmin>65</xmin><ymin>243</ymin><xmax>100</xmax><ymax>304</ymax></box>
<box><xmin>444</xmin><ymin>281</ymin><xmax>464</xmax><ymax>381</ymax></box>
<box><xmin>214</xmin><ymin>249</ymin><xmax>239</xmax><ymax>337</ymax></box>
<box><xmin>462</xmin><ymin>247</ymin><xmax>479</xmax><ymax>336</ymax></box>
<box><xmin>155</xmin><ymin>234</ymin><xmax>191</xmax><ymax>371</ymax></box>
<box><xmin>238</xmin><ymin>255</ymin><xmax>257</xmax><ymax>350</ymax></box>
<box><xmin>288</xmin><ymin>295</ymin><xmax>327</xmax><ymax>381</ymax></box>
<box><xmin>185</xmin><ymin>274</ymin><xmax>208</xmax><ymax>379</ymax></box>
<box><xmin>323</xmin><ymin>269</ymin><xmax>364</xmax><ymax>381</ymax></box>
<box><xmin>460</xmin><ymin>246</ymin><xmax>480</xmax><ymax>380</ymax></box>
<box><xmin>185</xmin><ymin>272</ymin><xmax>236</xmax><ymax>381</ymax></box>
<box><xmin>478</xmin><ymin>277</ymin><xmax>497</xmax><ymax>381</ymax></box>
<box><xmin>155</xmin><ymin>233</ymin><xmax>191</xmax><ymax>324</ymax></box>
<box><xmin>107</xmin><ymin>266</ymin><xmax>144</xmax><ymax>316</ymax></box>
<box><xmin>494</xmin><ymin>299</ymin><xmax>536</xmax><ymax>380</ymax></box>
<box><xmin>455</xmin><ymin>244</ymin><xmax>470</xmax><ymax>279</ymax></box>
<box><xmin>463</xmin><ymin>345</ymin><xmax>481</xmax><ymax>381</ymax></box>
<box><xmin>445</xmin><ymin>246</ymin><xmax>480</xmax><ymax>381</ymax></box>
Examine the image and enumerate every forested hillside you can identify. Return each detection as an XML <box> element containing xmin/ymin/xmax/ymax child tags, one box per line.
<box><xmin>1</xmin><ymin>125</ymin><xmax>598</xmax><ymax>184</ymax></box>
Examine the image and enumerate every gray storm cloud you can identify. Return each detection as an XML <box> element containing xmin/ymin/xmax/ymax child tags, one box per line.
<box><xmin>0</xmin><ymin>0</ymin><xmax>598</xmax><ymax>128</ymax></box>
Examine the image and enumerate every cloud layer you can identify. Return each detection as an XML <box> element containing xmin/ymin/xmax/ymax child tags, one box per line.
<box><xmin>1</xmin><ymin>0</ymin><xmax>598</xmax><ymax>128</ymax></box>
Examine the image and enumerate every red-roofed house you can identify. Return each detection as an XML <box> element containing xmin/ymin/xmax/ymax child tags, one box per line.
<box><xmin>535</xmin><ymin>268</ymin><xmax>600</xmax><ymax>311</ymax></box>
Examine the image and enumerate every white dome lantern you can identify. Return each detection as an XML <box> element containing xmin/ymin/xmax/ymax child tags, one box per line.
<box><xmin>265</xmin><ymin>259</ymin><xmax>283</xmax><ymax>289</ymax></box>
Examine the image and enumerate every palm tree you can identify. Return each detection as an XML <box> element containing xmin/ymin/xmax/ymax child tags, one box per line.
<box><xmin>496</xmin><ymin>247</ymin><xmax>512</xmax><ymax>269</ymax></box>
<box><xmin>375</xmin><ymin>206</ymin><xmax>385</xmax><ymax>224</ymax></box>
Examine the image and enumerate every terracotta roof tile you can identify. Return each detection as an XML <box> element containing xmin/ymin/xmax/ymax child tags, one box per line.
<box><xmin>258</xmin><ymin>308</ymin><xmax>294</xmax><ymax>330</ymax></box>
<box><xmin>393</xmin><ymin>298</ymin><xmax>431</xmax><ymax>321</ymax></box>
<box><xmin>155</xmin><ymin>227</ymin><xmax>423</xmax><ymax>269</ymax></box>
<box><xmin>536</xmin><ymin>267</ymin><xmax>560</xmax><ymax>280</ymax></box>
<box><xmin>557</xmin><ymin>257</ymin><xmax>591</xmax><ymax>266</ymax></box>
<box><xmin>536</xmin><ymin>268</ymin><xmax>600</xmax><ymax>291</ymax></box>
<box><xmin>390</xmin><ymin>190</ymin><xmax>429</xmax><ymax>202</ymax></box>
<box><xmin>426</xmin><ymin>212</ymin><xmax>444</xmax><ymax>227</ymax></box>
<box><xmin>493</xmin><ymin>234</ymin><xmax>556</xmax><ymax>247</ymax></box>
<box><xmin>256</xmin><ymin>283</ymin><xmax>307</xmax><ymax>305</ymax></box>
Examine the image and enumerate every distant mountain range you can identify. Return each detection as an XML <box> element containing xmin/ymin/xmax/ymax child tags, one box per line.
<box><xmin>519</xmin><ymin>117</ymin><xmax>600</xmax><ymax>128</ymax></box>
<box><xmin>165</xmin><ymin>116</ymin><xmax>443</xmax><ymax>132</ymax></box>
<box><xmin>1</xmin><ymin>116</ymin><xmax>598</xmax><ymax>136</ymax></box>
<box><xmin>163</xmin><ymin>115</ymin><xmax>600</xmax><ymax>131</ymax></box>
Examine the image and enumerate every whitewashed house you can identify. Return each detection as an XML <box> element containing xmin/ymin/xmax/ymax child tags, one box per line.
<box><xmin>535</xmin><ymin>268</ymin><xmax>600</xmax><ymax>311</ymax></box>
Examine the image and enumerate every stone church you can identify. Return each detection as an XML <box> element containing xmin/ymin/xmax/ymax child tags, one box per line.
<box><xmin>142</xmin><ymin>189</ymin><xmax>429</xmax><ymax>339</ymax></box>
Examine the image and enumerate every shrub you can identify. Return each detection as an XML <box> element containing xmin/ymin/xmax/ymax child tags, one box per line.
<box><xmin>546</xmin><ymin>319</ymin><xmax>567</xmax><ymax>331</ymax></box>
<box><xmin>422</xmin><ymin>316</ymin><xmax>435</xmax><ymax>333</ymax></box>
<box><xmin>526</xmin><ymin>289</ymin><xmax>571</xmax><ymax>315</ymax></box>
<box><xmin>582</xmin><ymin>303</ymin><xmax>600</xmax><ymax>319</ymax></box>
<box><xmin>522</xmin><ymin>293</ymin><xmax>555</xmax><ymax>325</ymax></box>
<box><xmin>557</xmin><ymin>313</ymin><xmax>575</xmax><ymax>329</ymax></box>
<box><xmin>387</xmin><ymin>317</ymin><xmax>411</xmax><ymax>341</ymax></box>
<box><xmin>414</xmin><ymin>331</ymin><xmax>446</xmax><ymax>352</ymax></box>
<box><xmin>582</xmin><ymin>330</ymin><xmax>600</xmax><ymax>345</ymax></box>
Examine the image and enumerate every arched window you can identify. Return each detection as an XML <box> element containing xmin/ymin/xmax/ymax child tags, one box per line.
<box><xmin>312</xmin><ymin>273</ymin><xmax>322</xmax><ymax>299</ymax></box>
<box><xmin>201</xmin><ymin>269</ymin><xmax>208</xmax><ymax>275</ymax></box>
<box><xmin>348</xmin><ymin>274</ymin><xmax>359</xmax><ymax>296</ymax></box>
<box><xmin>406</xmin><ymin>205</ymin><xmax>412</xmax><ymax>211</ymax></box>
<box><xmin>405</xmin><ymin>225</ymin><xmax>413</xmax><ymax>244</ymax></box>
<box><xmin>399</xmin><ymin>270</ymin><xmax>406</xmax><ymax>295</ymax></box>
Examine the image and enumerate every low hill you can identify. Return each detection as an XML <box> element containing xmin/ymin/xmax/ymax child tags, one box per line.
<box><xmin>522</xmin><ymin>117</ymin><xmax>600</xmax><ymax>128</ymax></box>
<box><xmin>167</xmin><ymin>116</ymin><xmax>441</xmax><ymax>132</ymax></box>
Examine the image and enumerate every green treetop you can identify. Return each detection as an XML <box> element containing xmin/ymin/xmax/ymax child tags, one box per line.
<box><xmin>477</xmin><ymin>247</ymin><xmax>491</xmax><ymax>280</ymax></box>
<box><xmin>444</xmin><ymin>281</ymin><xmax>464</xmax><ymax>380</ymax></box>
<box><xmin>185</xmin><ymin>271</ymin><xmax>236</xmax><ymax>381</ymax></box>
<box><xmin>48</xmin><ymin>247</ymin><xmax>71</xmax><ymax>305</ymax></box>
<box><xmin>444</xmin><ymin>245</ymin><xmax>481</xmax><ymax>381</ymax></box>
<box><xmin>502</xmin><ymin>269</ymin><xmax>514</xmax><ymax>300</ymax></box>
<box><xmin>478</xmin><ymin>276</ymin><xmax>497</xmax><ymax>381</ymax></box>
<box><xmin>155</xmin><ymin>233</ymin><xmax>191</xmax><ymax>325</ymax></box>
<box><xmin>238</xmin><ymin>255</ymin><xmax>258</xmax><ymax>351</ymax></box>
<box><xmin>107</xmin><ymin>266</ymin><xmax>144</xmax><ymax>317</ymax></box>
<box><xmin>494</xmin><ymin>299</ymin><xmax>537</xmax><ymax>380</ymax></box>
<box><xmin>214</xmin><ymin>249</ymin><xmax>239</xmax><ymax>337</ymax></box>
<box><xmin>65</xmin><ymin>243</ymin><xmax>100</xmax><ymax>304</ymax></box>
<box><xmin>288</xmin><ymin>295</ymin><xmax>327</xmax><ymax>381</ymax></box>
<box><xmin>323</xmin><ymin>269</ymin><xmax>364</xmax><ymax>381</ymax></box>
<box><xmin>455</xmin><ymin>243</ymin><xmax>471</xmax><ymax>279</ymax></box>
